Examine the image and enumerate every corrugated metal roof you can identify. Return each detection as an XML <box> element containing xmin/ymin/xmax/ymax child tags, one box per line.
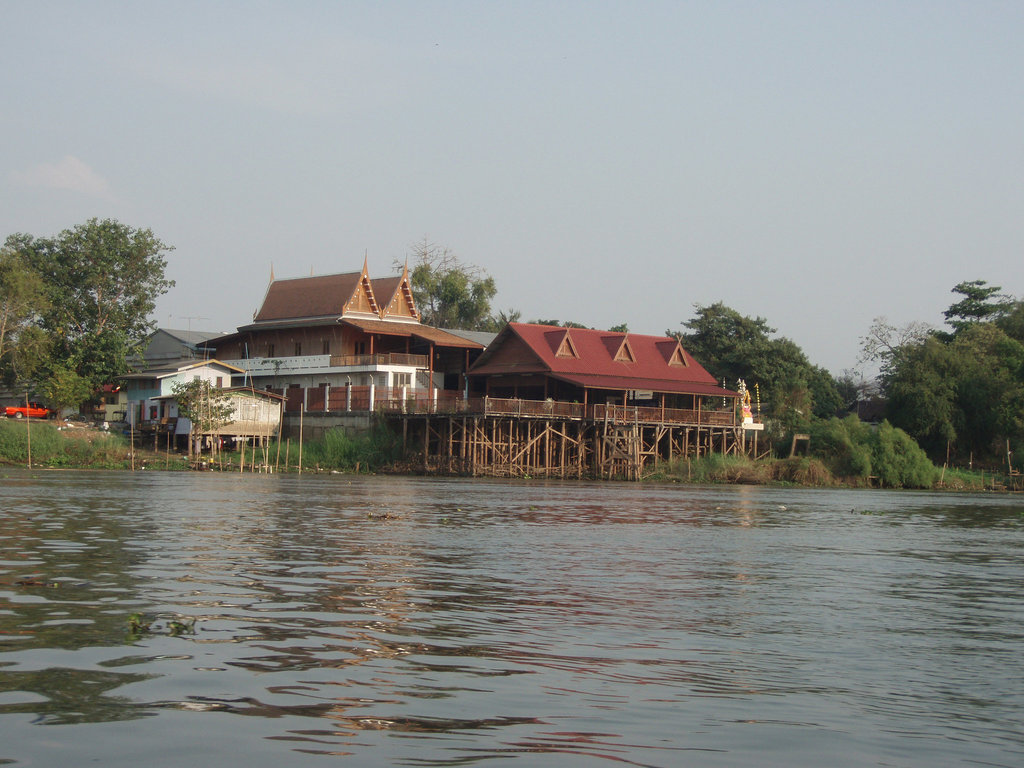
<box><xmin>121</xmin><ymin>359</ymin><xmax>246</xmax><ymax>380</ymax></box>
<box><xmin>442</xmin><ymin>328</ymin><xmax>499</xmax><ymax>347</ymax></box>
<box><xmin>159</xmin><ymin>328</ymin><xmax>226</xmax><ymax>344</ymax></box>
<box><xmin>469</xmin><ymin>323</ymin><xmax>735</xmax><ymax>396</ymax></box>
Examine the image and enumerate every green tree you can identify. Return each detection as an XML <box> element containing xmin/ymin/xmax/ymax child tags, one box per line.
<box><xmin>5</xmin><ymin>219</ymin><xmax>174</xmax><ymax>396</ymax></box>
<box><xmin>942</xmin><ymin>279</ymin><xmax>1012</xmax><ymax>336</ymax></box>
<box><xmin>947</xmin><ymin>323</ymin><xmax>1024</xmax><ymax>456</ymax></box>
<box><xmin>996</xmin><ymin>300</ymin><xmax>1024</xmax><ymax>343</ymax></box>
<box><xmin>863</xmin><ymin>281</ymin><xmax>1024</xmax><ymax>463</ymax></box>
<box><xmin>673</xmin><ymin>302</ymin><xmax>841</xmax><ymax>428</ymax></box>
<box><xmin>402</xmin><ymin>238</ymin><xmax>496</xmax><ymax>330</ymax></box>
<box><xmin>0</xmin><ymin>245</ymin><xmax>49</xmax><ymax>385</ymax></box>
<box><xmin>38</xmin><ymin>364</ymin><xmax>94</xmax><ymax>416</ymax></box>
<box><xmin>881</xmin><ymin>335</ymin><xmax>958</xmax><ymax>457</ymax></box>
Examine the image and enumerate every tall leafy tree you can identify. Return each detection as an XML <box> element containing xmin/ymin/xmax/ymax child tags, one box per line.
<box><xmin>866</xmin><ymin>280</ymin><xmax>1024</xmax><ymax>462</ymax></box>
<box><xmin>0</xmin><ymin>243</ymin><xmax>49</xmax><ymax>386</ymax></box>
<box><xmin>881</xmin><ymin>335</ymin><xmax>959</xmax><ymax>456</ymax></box>
<box><xmin>996</xmin><ymin>300</ymin><xmax>1024</xmax><ymax>343</ymax></box>
<box><xmin>5</xmin><ymin>219</ymin><xmax>174</xmax><ymax>394</ymax></box>
<box><xmin>401</xmin><ymin>238</ymin><xmax>496</xmax><ymax>330</ymax></box>
<box><xmin>672</xmin><ymin>302</ymin><xmax>841</xmax><ymax>427</ymax></box>
<box><xmin>942</xmin><ymin>279</ymin><xmax>1011</xmax><ymax>336</ymax></box>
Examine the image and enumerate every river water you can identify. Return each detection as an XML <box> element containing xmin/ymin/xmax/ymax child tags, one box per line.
<box><xmin>1</xmin><ymin>470</ymin><xmax>1022</xmax><ymax>767</ymax></box>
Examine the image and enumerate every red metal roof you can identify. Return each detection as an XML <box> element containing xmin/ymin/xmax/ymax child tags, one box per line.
<box><xmin>469</xmin><ymin>323</ymin><xmax>736</xmax><ymax>396</ymax></box>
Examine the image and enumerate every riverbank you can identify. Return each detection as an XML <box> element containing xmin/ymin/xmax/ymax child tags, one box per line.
<box><xmin>645</xmin><ymin>453</ymin><xmax>1006</xmax><ymax>492</ymax></box>
<box><xmin>1</xmin><ymin>419</ymin><xmax>1013</xmax><ymax>491</ymax></box>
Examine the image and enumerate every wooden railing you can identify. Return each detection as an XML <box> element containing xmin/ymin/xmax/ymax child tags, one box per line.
<box><xmin>480</xmin><ymin>397</ymin><xmax>585</xmax><ymax>419</ymax></box>
<box><xmin>274</xmin><ymin>387</ymin><xmax>739</xmax><ymax>427</ymax></box>
<box><xmin>593</xmin><ymin>403</ymin><xmax>737</xmax><ymax>427</ymax></box>
<box><xmin>328</xmin><ymin>353</ymin><xmax>427</xmax><ymax>368</ymax></box>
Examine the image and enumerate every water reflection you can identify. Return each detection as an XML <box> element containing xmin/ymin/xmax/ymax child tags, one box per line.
<box><xmin>1</xmin><ymin>470</ymin><xmax>1023</xmax><ymax>767</ymax></box>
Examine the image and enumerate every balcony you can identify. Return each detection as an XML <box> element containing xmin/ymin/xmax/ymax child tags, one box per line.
<box><xmin>222</xmin><ymin>353</ymin><xmax>428</xmax><ymax>377</ymax></box>
<box><xmin>329</xmin><ymin>353</ymin><xmax>427</xmax><ymax>368</ymax></box>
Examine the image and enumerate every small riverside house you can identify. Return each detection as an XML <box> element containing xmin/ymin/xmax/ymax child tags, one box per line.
<box><xmin>120</xmin><ymin>359</ymin><xmax>245</xmax><ymax>444</ymax></box>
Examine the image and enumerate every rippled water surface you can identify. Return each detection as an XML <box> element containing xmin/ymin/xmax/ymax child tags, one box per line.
<box><xmin>1</xmin><ymin>470</ymin><xmax>1023</xmax><ymax>767</ymax></box>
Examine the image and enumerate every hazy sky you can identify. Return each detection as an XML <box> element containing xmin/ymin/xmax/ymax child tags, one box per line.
<box><xmin>3</xmin><ymin>1</ymin><xmax>1022</xmax><ymax>374</ymax></box>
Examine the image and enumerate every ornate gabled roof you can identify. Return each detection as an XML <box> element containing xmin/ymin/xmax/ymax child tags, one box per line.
<box><xmin>469</xmin><ymin>323</ymin><xmax>735</xmax><ymax>396</ymax></box>
<box><xmin>250</xmin><ymin>260</ymin><xmax>420</xmax><ymax>326</ymax></box>
<box><xmin>371</xmin><ymin>262</ymin><xmax>419</xmax><ymax>321</ymax></box>
<box><xmin>253</xmin><ymin>271</ymin><xmax>365</xmax><ymax>323</ymax></box>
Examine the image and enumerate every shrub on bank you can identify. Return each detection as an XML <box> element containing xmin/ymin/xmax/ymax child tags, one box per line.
<box><xmin>301</xmin><ymin>421</ymin><xmax>402</xmax><ymax>472</ymax></box>
<box><xmin>770</xmin><ymin>456</ymin><xmax>837</xmax><ymax>486</ymax></box>
<box><xmin>807</xmin><ymin>415</ymin><xmax>873</xmax><ymax>479</ymax></box>
<box><xmin>801</xmin><ymin>416</ymin><xmax>939</xmax><ymax>489</ymax></box>
<box><xmin>656</xmin><ymin>453</ymin><xmax>773</xmax><ymax>484</ymax></box>
<box><xmin>868</xmin><ymin>421</ymin><xmax>939</xmax><ymax>488</ymax></box>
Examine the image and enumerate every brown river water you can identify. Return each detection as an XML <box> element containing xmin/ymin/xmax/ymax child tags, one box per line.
<box><xmin>1</xmin><ymin>469</ymin><xmax>1022</xmax><ymax>767</ymax></box>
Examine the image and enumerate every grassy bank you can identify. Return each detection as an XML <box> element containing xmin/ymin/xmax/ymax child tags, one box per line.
<box><xmin>0</xmin><ymin>417</ymin><xmax>403</xmax><ymax>473</ymax></box>
<box><xmin>647</xmin><ymin>452</ymin><xmax>994</xmax><ymax>491</ymax></box>
<box><xmin>0</xmin><ymin>419</ymin><xmax>1005</xmax><ymax>491</ymax></box>
<box><xmin>0</xmin><ymin>420</ymin><xmax>142</xmax><ymax>469</ymax></box>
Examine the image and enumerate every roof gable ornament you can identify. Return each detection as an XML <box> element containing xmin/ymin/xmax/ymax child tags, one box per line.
<box><xmin>343</xmin><ymin>259</ymin><xmax>379</xmax><ymax>317</ymax></box>
<box><xmin>614</xmin><ymin>336</ymin><xmax>635</xmax><ymax>363</ymax></box>
<box><xmin>603</xmin><ymin>334</ymin><xmax>635</xmax><ymax>363</ymax></box>
<box><xmin>668</xmin><ymin>341</ymin><xmax>689</xmax><ymax>367</ymax></box>
<box><xmin>380</xmin><ymin>260</ymin><xmax>420</xmax><ymax>321</ymax></box>
<box><xmin>555</xmin><ymin>330</ymin><xmax>580</xmax><ymax>359</ymax></box>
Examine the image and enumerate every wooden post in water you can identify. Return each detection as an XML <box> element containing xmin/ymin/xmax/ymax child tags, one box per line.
<box><xmin>24</xmin><ymin>393</ymin><xmax>31</xmax><ymax>470</ymax></box>
<box><xmin>298</xmin><ymin>410</ymin><xmax>303</xmax><ymax>474</ymax></box>
<box><xmin>275</xmin><ymin>400</ymin><xmax>283</xmax><ymax>472</ymax></box>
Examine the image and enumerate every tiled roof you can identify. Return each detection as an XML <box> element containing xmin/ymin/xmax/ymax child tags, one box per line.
<box><xmin>254</xmin><ymin>272</ymin><xmax>362</xmax><ymax>322</ymax></box>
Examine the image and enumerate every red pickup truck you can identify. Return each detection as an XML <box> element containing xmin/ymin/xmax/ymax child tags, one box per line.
<box><xmin>4</xmin><ymin>402</ymin><xmax>53</xmax><ymax>419</ymax></box>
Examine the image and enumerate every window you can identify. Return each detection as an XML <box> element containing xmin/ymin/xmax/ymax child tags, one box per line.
<box><xmin>355</xmin><ymin>341</ymin><xmax>367</xmax><ymax>355</ymax></box>
<box><xmin>294</xmin><ymin>342</ymin><xmax>302</xmax><ymax>356</ymax></box>
<box><xmin>322</xmin><ymin>339</ymin><xmax>330</xmax><ymax>355</ymax></box>
<box><xmin>394</xmin><ymin>373</ymin><xmax>412</xmax><ymax>388</ymax></box>
<box><xmin>267</xmin><ymin>343</ymin><xmax>275</xmax><ymax>357</ymax></box>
